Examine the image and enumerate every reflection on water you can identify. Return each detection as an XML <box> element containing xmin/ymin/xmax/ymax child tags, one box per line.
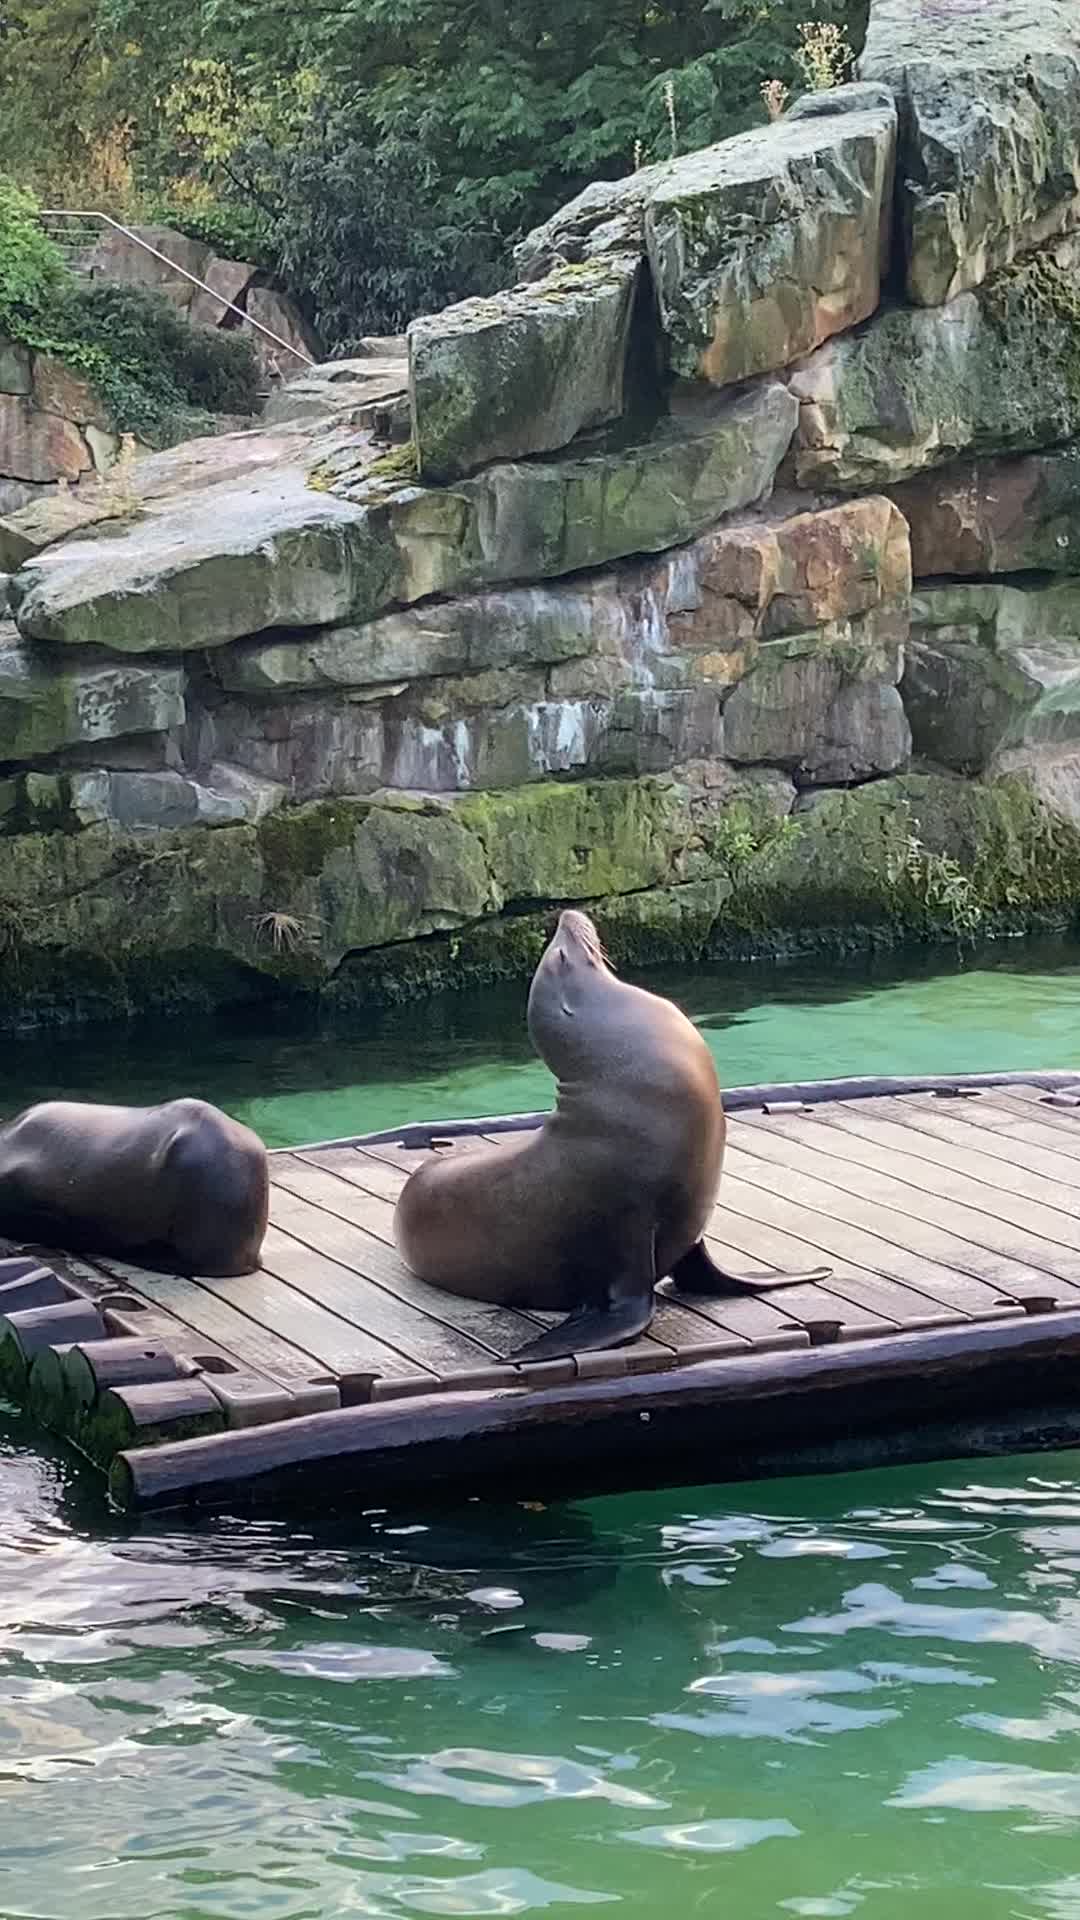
<box><xmin>1</xmin><ymin>933</ymin><xmax>1079</xmax><ymax>1144</ymax></box>
<box><xmin>3</xmin><ymin>936</ymin><xmax>1080</xmax><ymax>1914</ymax></box>
<box><xmin>8</xmin><ymin>1430</ymin><xmax>1080</xmax><ymax>1917</ymax></box>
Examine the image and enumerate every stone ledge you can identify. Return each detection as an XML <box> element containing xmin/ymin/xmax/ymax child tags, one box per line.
<box><xmin>859</xmin><ymin>0</ymin><xmax>1080</xmax><ymax>305</ymax></box>
<box><xmin>409</xmin><ymin>257</ymin><xmax>641</xmax><ymax>480</ymax></box>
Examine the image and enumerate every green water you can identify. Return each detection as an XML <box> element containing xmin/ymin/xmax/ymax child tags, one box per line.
<box><xmin>5</xmin><ymin>937</ymin><xmax>1080</xmax><ymax>1918</ymax></box>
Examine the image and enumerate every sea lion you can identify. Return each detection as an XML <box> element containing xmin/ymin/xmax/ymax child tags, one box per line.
<box><xmin>0</xmin><ymin>1097</ymin><xmax>269</xmax><ymax>1277</ymax></box>
<box><xmin>394</xmin><ymin>909</ymin><xmax>828</xmax><ymax>1359</ymax></box>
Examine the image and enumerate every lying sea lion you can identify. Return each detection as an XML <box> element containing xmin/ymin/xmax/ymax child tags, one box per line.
<box><xmin>395</xmin><ymin>909</ymin><xmax>828</xmax><ymax>1359</ymax></box>
<box><xmin>0</xmin><ymin>1097</ymin><xmax>269</xmax><ymax>1277</ymax></box>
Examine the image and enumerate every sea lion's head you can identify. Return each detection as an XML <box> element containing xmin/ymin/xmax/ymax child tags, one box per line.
<box><xmin>527</xmin><ymin>910</ymin><xmax>616</xmax><ymax>1076</ymax></box>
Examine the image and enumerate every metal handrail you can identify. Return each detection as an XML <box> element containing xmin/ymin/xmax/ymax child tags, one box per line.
<box><xmin>39</xmin><ymin>209</ymin><xmax>315</xmax><ymax>367</ymax></box>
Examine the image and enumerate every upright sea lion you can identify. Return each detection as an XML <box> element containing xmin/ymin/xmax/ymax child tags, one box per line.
<box><xmin>0</xmin><ymin>1097</ymin><xmax>269</xmax><ymax>1277</ymax></box>
<box><xmin>394</xmin><ymin>910</ymin><xmax>828</xmax><ymax>1359</ymax></box>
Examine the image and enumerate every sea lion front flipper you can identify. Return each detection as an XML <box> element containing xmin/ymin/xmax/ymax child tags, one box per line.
<box><xmin>511</xmin><ymin>1226</ymin><xmax>657</xmax><ymax>1362</ymax></box>
<box><xmin>669</xmin><ymin>1240</ymin><xmax>831</xmax><ymax>1296</ymax></box>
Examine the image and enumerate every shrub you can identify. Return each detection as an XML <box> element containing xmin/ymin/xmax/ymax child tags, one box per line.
<box><xmin>0</xmin><ymin>176</ymin><xmax>259</xmax><ymax>442</ymax></box>
<box><xmin>54</xmin><ymin>282</ymin><xmax>259</xmax><ymax>421</ymax></box>
<box><xmin>234</xmin><ymin>109</ymin><xmax>502</xmax><ymax>348</ymax></box>
<box><xmin>0</xmin><ymin>175</ymin><xmax>67</xmax><ymax>337</ymax></box>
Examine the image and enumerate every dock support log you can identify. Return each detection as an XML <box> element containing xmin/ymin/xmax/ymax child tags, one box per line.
<box><xmin>82</xmin><ymin>1379</ymin><xmax>225</xmax><ymax>1468</ymax></box>
<box><xmin>0</xmin><ymin>1300</ymin><xmax>107</xmax><ymax>1396</ymax></box>
<box><xmin>0</xmin><ymin>1266</ymin><xmax>70</xmax><ymax>1314</ymax></box>
<box><xmin>110</xmin><ymin>1311</ymin><xmax>1080</xmax><ymax>1512</ymax></box>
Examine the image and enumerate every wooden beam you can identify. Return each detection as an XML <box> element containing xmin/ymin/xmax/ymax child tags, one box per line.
<box><xmin>110</xmin><ymin>1308</ymin><xmax>1080</xmax><ymax>1511</ymax></box>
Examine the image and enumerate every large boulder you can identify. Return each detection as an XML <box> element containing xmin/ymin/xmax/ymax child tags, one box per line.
<box><xmin>323</xmin><ymin>379</ymin><xmax>799</xmax><ymax>598</ymax></box>
<box><xmin>10</xmin><ymin>381</ymin><xmax>796</xmax><ymax>654</ymax></box>
<box><xmin>903</xmin><ymin>580</ymin><xmax>1080</xmax><ymax>773</ymax></box>
<box><xmin>218</xmin><ymin>493</ymin><xmax>907</xmax><ymax>702</ymax></box>
<box><xmin>409</xmin><ymin>257</ymin><xmax>641</xmax><ymax>480</ymax></box>
<box><xmin>859</xmin><ymin>0</ymin><xmax>1080</xmax><ymax>306</ymax></box>
<box><xmin>645</xmin><ymin>85</ymin><xmax>895</xmax><ymax>388</ymax></box>
<box><xmin>8</xmin><ymin>466</ymin><xmax>396</xmax><ymax>653</ymax></box>
<box><xmin>0</xmin><ymin>418</ymin><xmax>332</xmax><ymax>571</ymax></box>
<box><xmin>86</xmin><ymin>225</ymin><xmax>212</xmax><ymax>311</ymax></box>
<box><xmin>0</xmin><ymin>625</ymin><xmax>184</xmax><ymax>761</ymax></box>
<box><xmin>723</xmin><ymin>609</ymin><xmax>911</xmax><ymax>786</ymax></box>
<box><xmin>244</xmin><ymin>286</ymin><xmax>321</xmax><ymax>382</ymax></box>
<box><xmin>0</xmin><ymin>394</ymin><xmax>91</xmax><ymax>485</ymax></box>
<box><xmin>68</xmin><ymin>763</ymin><xmax>283</xmax><ymax>830</ymax></box>
<box><xmin>789</xmin><ymin>236</ymin><xmax>1080</xmax><ymax>489</ymax></box>
<box><xmin>201</xmin><ymin>492</ymin><xmax>906</xmax><ymax>800</ymax></box>
<box><xmin>261</xmin><ymin>355</ymin><xmax>407</xmax><ymax>430</ymax></box>
<box><xmin>889</xmin><ymin>447</ymin><xmax>1080</xmax><ymax>578</ymax></box>
<box><xmin>216</xmin><ymin>579</ymin><xmax>615</xmax><ymax>696</ymax></box>
<box><xmin>188</xmin><ymin>257</ymin><xmax>258</xmax><ymax>330</ymax></box>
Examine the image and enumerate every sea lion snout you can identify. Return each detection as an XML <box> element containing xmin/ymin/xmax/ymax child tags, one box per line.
<box><xmin>553</xmin><ymin>909</ymin><xmax>607</xmax><ymax>965</ymax></box>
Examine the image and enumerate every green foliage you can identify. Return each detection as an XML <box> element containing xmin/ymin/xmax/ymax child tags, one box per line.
<box><xmin>239</xmin><ymin>109</ymin><xmax>500</xmax><ymax>347</ymax></box>
<box><xmin>0</xmin><ymin>175</ymin><xmax>258</xmax><ymax>439</ymax></box>
<box><xmin>53</xmin><ymin>282</ymin><xmax>259</xmax><ymax>438</ymax></box>
<box><xmin>0</xmin><ymin>0</ymin><xmax>868</xmax><ymax>344</ymax></box>
<box><xmin>0</xmin><ymin>176</ymin><xmax>67</xmax><ymax>335</ymax></box>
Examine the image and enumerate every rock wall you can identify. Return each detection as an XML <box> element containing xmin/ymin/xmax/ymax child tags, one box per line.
<box><xmin>4</xmin><ymin>0</ymin><xmax>1080</xmax><ymax>1029</ymax></box>
<box><xmin>0</xmin><ymin>339</ymin><xmax>131</xmax><ymax>517</ymax></box>
<box><xmin>83</xmin><ymin>223</ymin><xmax>321</xmax><ymax>385</ymax></box>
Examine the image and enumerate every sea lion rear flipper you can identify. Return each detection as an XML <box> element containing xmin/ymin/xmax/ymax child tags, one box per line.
<box><xmin>670</xmin><ymin>1240</ymin><xmax>831</xmax><ymax>1296</ymax></box>
<box><xmin>511</xmin><ymin>1226</ymin><xmax>657</xmax><ymax>1362</ymax></box>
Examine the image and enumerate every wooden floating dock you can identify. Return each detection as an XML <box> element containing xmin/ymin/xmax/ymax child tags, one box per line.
<box><xmin>7</xmin><ymin>1069</ymin><xmax>1080</xmax><ymax>1512</ymax></box>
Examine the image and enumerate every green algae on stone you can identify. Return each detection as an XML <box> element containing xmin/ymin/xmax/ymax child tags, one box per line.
<box><xmin>727</xmin><ymin>771</ymin><xmax>1080</xmax><ymax>943</ymax></box>
<box><xmin>454</xmin><ymin>777</ymin><xmax>691</xmax><ymax>906</ymax></box>
<box><xmin>0</xmin><ymin>628</ymin><xmax>184</xmax><ymax>762</ymax></box>
<box><xmin>858</xmin><ymin>0</ymin><xmax>1080</xmax><ymax>305</ymax></box>
<box><xmin>791</xmin><ymin>234</ymin><xmax>1080</xmax><ymax>491</ymax></box>
<box><xmin>904</xmin><ymin>580</ymin><xmax>1080</xmax><ymax>774</ymax></box>
<box><xmin>645</xmin><ymin>89</ymin><xmax>895</xmax><ymax>388</ymax></box>
<box><xmin>409</xmin><ymin>257</ymin><xmax>640</xmax><ymax>480</ymax></box>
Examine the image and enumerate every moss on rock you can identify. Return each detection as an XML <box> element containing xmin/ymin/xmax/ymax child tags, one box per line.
<box><xmin>1</xmin><ymin>764</ymin><xmax>1079</xmax><ymax>1032</ymax></box>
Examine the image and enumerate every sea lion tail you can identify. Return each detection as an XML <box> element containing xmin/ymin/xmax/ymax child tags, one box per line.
<box><xmin>669</xmin><ymin>1240</ymin><xmax>831</xmax><ymax>1296</ymax></box>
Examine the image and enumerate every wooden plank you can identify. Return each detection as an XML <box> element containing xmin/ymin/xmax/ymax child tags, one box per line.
<box><xmin>931</xmin><ymin>1092</ymin><xmax>1080</xmax><ymax>1162</ymax></box>
<box><xmin>280</xmin><ymin>1154</ymin><xmax>398</xmax><ymax>1244</ymax></box>
<box><xmin>670</xmin><ymin>1270</ymin><xmax>813</xmax><ymax>1348</ymax></box>
<box><xmin>189</xmin><ymin>1262</ymin><xmax>429</xmax><ymax>1389</ymax></box>
<box><xmin>303</xmin><ymin>1147</ymin><xmax>411</xmax><ymax>1208</ymax></box>
<box><xmin>854</xmin><ymin>1095</ymin><xmax>1080</xmax><ymax>1213</ymax></box>
<box><xmin>356</xmin><ymin>1139</ymin><xmax>483</xmax><ymax>1179</ymax></box>
<box><xmin>39</xmin><ymin>1250</ymin><xmax>338</xmax><ymax>1419</ymax></box>
<box><xmin>893</xmin><ymin>1092</ymin><xmax>1080</xmax><ymax>1183</ymax></box>
<box><xmin>702</xmin><ymin>1209</ymin><xmax>960</xmax><ymax>1334</ymax></box>
<box><xmin>773</xmin><ymin>1104</ymin><xmax>1080</xmax><ymax>1262</ymax></box>
<box><xmin>644</xmin><ymin>1296</ymin><xmax>754</xmax><ymax>1357</ymax></box>
<box><xmin>725</xmin><ymin>1124</ymin><xmax>1068</xmax><ymax>1304</ymax></box>
<box><xmin>271</xmin><ymin>1158</ymin><xmax>541</xmax><ymax>1352</ymax></box>
<box><xmin>736</xmin><ymin>1110</ymin><xmax>1080</xmax><ymax>1293</ymax></box>
<box><xmin>714</xmin><ymin>1151</ymin><xmax>1030</xmax><ymax>1316</ymax></box>
<box><xmin>976</xmin><ymin>1087</ymin><xmax>1080</xmax><ymax>1145</ymax></box>
<box><xmin>96</xmin><ymin>1258</ymin><xmax>374</xmax><ymax>1390</ymax></box>
<box><xmin>260</xmin><ymin>1217</ymin><xmax>499</xmax><ymax>1374</ymax></box>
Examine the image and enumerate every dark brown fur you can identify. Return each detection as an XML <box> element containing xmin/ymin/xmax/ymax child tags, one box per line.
<box><xmin>394</xmin><ymin>911</ymin><xmax>727</xmax><ymax>1357</ymax></box>
<box><xmin>0</xmin><ymin>1097</ymin><xmax>269</xmax><ymax>1277</ymax></box>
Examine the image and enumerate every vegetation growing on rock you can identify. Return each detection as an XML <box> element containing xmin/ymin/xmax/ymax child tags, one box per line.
<box><xmin>0</xmin><ymin>179</ymin><xmax>258</xmax><ymax>440</ymax></box>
